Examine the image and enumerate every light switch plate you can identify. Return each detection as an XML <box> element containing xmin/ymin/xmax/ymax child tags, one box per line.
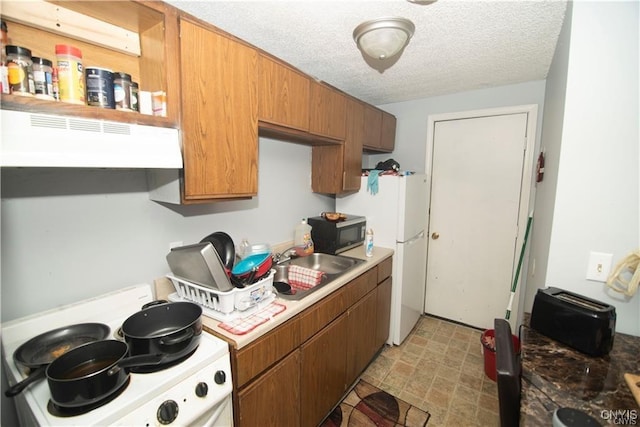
<box><xmin>586</xmin><ymin>251</ymin><xmax>613</xmax><ymax>282</ymax></box>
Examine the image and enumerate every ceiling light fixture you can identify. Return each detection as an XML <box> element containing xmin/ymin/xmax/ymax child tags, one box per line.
<box><xmin>353</xmin><ymin>17</ymin><xmax>415</xmax><ymax>61</ymax></box>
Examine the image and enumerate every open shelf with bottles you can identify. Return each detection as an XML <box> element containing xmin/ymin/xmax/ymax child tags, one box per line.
<box><xmin>1</xmin><ymin>0</ymin><xmax>179</xmax><ymax>128</ymax></box>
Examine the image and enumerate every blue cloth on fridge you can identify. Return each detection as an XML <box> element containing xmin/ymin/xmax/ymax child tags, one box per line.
<box><xmin>367</xmin><ymin>170</ymin><xmax>381</xmax><ymax>195</ymax></box>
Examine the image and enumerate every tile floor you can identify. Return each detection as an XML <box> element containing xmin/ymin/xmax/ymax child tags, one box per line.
<box><xmin>360</xmin><ymin>315</ymin><xmax>500</xmax><ymax>427</ymax></box>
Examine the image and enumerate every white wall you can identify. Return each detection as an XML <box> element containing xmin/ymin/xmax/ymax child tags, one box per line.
<box><xmin>544</xmin><ymin>1</ymin><xmax>640</xmax><ymax>335</ymax></box>
<box><xmin>0</xmin><ymin>137</ymin><xmax>334</xmax><ymax>322</ymax></box>
<box><xmin>365</xmin><ymin>80</ymin><xmax>547</xmax><ymax>173</ymax></box>
<box><xmin>522</xmin><ymin>0</ymin><xmax>572</xmax><ymax>322</ymax></box>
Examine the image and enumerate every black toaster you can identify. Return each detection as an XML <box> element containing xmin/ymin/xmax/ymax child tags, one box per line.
<box><xmin>530</xmin><ymin>287</ymin><xmax>616</xmax><ymax>356</ymax></box>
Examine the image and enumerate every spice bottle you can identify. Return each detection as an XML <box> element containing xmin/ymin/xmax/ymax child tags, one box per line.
<box><xmin>31</xmin><ymin>57</ymin><xmax>54</xmax><ymax>100</ymax></box>
<box><xmin>6</xmin><ymin>45</ymin><xmax>34</xmax><ymax>96</ymax></box>
<box><xmin>0</xmin><ymin>21</ymin><xmax>9</xmax><ymax>94</ymax></box>
<box><xmin>55</xmin><ymin>44</ymin><xmax>84</xmax><ymax>104</ymax></box>
<box><xmin>130</xmin><ymin>81</ymin><xmax>139</xmax><ymax>112</ymax></box>
<box><xmin>114</xmin><ymin>72</ymin><xmax>132</xmax><ymax>111</ymax></box>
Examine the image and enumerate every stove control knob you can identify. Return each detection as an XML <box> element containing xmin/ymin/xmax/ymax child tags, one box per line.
<box><xmin>195</xmin><ymin>382</ymin><xmax>208</xmax><ymax>397</ymax></box>
<box><xmin>157</xmin><ymin>400</ymin><xmax>179</xmax><ymax>425</ymax></box>
<box><xmin>214</xmin><ymin>370</ymin><xmax>227</xmax><ymax>385</ymax></box>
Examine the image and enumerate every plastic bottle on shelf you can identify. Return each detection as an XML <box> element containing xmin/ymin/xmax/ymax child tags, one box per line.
<box><xmin>294</xmin><ymin>219</ymin><xmax>314</xmax><ymax>256</ymax></box>
<box><xmin>365</xmin><ymin>228</ymin><xmax>374</xmax><ymax>257</ymax></box>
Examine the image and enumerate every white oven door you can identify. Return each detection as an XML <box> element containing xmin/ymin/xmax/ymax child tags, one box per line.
<box><xmin>193</xmin><ymin>394</ymin><xmax>233</xmax><ymax>427</ymax></box>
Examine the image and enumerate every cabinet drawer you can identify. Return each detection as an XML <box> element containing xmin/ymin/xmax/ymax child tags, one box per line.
<box><xmin>377</xmin><ymin>257</ymin><xmax>392</xmax><ymax>283</ymax></box>
<box><xmin>299</xmin><ymin>287</ymin><xmax>348</xmax><ymax>343</ymax></box>
<box><xmin>234</xmin><ymin>317</ymin><xmax>300</xmax><ymax>388</ymax></box>
<box><xmin>344</xmin><ymin>268</ymin><xmax>377</xmax><ymax>307</ymax></box>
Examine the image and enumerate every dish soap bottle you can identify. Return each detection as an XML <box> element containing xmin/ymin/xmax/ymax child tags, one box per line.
<box><xmin>365</xmin><ymin>228</ymin><xmax>374</xmax><ymax>257</ymax></box>
<box><xmin>294</xmin><ymin>218</ymin><xmax>314</xmax><ymax>256</ymax></box>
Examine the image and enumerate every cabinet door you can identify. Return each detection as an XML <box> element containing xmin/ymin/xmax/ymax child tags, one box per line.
<box><xmin>311</xmin><ymin>98</ymin><xmax>363</xmax><ymax>194</ymax></box>
<box><xmin>363</xmin><ymin>104</ymin><xmax>382</xmax><ymax>150</ymax></box>
<box><xmin>300</xmin><ymin>314</ymin><xmax>348</xmax><ymax>427</ymax></box>
<box><xmin>237</xmin><ymin>350</ymin><xmax>300</xmax><ymax>427</ymax></box>
<box><xmin>375</xmin><ymin>277</ymin><xmax>392</xmax><ymax>349</ymax></box>
<box><xmin>346</xmin><ymin>290</ymin><xmax>377</xmax><ymax>385</ymax></box>
<box><xmin>258</xmin><ymin>54</ymin><xmax>310</xmax><ymax>131</ymax></box>
<box><xmin>380</xmin><ymin>111</ymin><xmax>397</xmax><ymax>152</ymax></box>
<box><xmin>309</xmin><ymin>81</ymin><xmax>346</xmax><ymax>140</ymax></box>
<box><xmin>343</xmin><ymin>98</ymin><xmax>364</xmax><ymax>192</ymax></box>
<box><xmin>179</xmin><ymin>19</ymin><xmax>258</xmax><ymax>200</ymax></box>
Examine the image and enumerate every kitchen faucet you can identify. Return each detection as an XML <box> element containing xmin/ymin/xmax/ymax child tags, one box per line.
<box><xmin>272</xmin><ymin>247</ymin><xmax>299</xmax><ymax>264</ymax></box>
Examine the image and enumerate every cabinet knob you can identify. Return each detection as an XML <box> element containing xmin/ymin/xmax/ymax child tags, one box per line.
<box><xmin>431</xmin><ymin>232</ymin><xmax>440</xmax><ymax>240</ymax></box>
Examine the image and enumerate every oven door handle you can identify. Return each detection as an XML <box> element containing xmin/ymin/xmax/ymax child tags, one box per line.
<box><xmin>201</xmin><ymin>395</ymin><xmax>231</xmax><ymax>427</ymax></box>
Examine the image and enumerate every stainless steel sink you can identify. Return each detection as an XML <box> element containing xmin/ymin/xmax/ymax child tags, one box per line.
<box><xmin>273</xmin><ymin>253</ymin><xmax>365</xmax><ymax>301</ymax></box>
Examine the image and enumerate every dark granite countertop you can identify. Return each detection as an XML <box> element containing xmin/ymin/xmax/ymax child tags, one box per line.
<box><xmin>520</xmin><ymin>320</ymin><xmax>640</xmax><ymax>426</ymax></box>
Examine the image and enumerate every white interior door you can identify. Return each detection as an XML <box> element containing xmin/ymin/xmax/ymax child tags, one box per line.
<box><xmin>424</xmin><ymin>112</ymin><xmax>530</xmax><ymax>329</ymax></box>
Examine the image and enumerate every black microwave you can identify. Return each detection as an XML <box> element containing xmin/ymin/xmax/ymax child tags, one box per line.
<box><xmin>307</xmin><ymin>215</ymin><xmax>367</xmax><ymax>254</ymax></box>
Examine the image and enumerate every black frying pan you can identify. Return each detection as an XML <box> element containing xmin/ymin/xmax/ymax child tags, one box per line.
<box><xmin>200</xmin><ymin>231</ymin><xmax>235</xmax><ymax>271</ymax></box>
<box><xmin>5</xmin><ymin>323</ymin><xmax>110</xmax><ymax>397</ymax></box>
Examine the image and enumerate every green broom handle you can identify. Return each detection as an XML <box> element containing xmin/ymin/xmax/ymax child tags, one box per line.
<box><xmin>506</xmin><ymin>214</ymin><xmax>533</xmax><ymax>319</ymax></box>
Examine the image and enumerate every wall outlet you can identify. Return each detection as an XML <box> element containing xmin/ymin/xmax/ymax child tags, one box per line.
<box><xmin>586</xmin><ymin>251</ymin><xmax>613</xmax><ymax>282</ymax></box>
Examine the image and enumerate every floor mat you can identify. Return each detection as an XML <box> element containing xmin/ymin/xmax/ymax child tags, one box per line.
<box><xmin>321</xmin><ymin>379</ymin><xmax>430</xmax><ymax>427</ymax></box>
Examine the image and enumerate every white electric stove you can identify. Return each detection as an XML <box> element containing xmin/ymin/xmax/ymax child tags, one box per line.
<box><xmin>1</xmin><ymin>284</ymin><xmax>233</xmax><ymax>426</ymax></box>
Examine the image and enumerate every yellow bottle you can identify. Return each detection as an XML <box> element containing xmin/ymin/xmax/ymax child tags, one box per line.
<box><xmin>294</xmin><ymin>219</ymin><xmax>314</xmax><ymax>256</ymax></box>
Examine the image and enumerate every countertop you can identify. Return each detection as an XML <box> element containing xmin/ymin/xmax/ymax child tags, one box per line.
<box><xmin>155</xmin><ymin>246</ymin><xmax>394</xmax><ymax>350</ymax></box>
<box><xmin>520</xmin><ymin>322</ymin><xmax>640</xmax><ymax>426</ymax></box>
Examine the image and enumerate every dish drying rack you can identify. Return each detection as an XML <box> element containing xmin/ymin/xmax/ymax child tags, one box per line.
<box><xmin>167</xmin><ymin>271</ymin><xmax>275</xmax><ymax>322</ymax></box>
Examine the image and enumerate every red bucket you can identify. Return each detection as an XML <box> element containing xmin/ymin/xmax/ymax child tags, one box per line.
<box><xmin>481</xmin><ymin>329</ymin><xmax>520</xmax><ymax>382</ymax></box>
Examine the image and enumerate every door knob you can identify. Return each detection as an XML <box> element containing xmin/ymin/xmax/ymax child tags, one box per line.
<box><xmin>431</xmin><ymin>232</ymin><xmax>440</xmax><ymax>240</ymax></box>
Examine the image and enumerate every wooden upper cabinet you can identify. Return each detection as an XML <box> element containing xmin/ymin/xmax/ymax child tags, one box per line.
<box><xmin>380</xmin><ymin>110</ymin><xmax>397</xmax><ymax>152</ymax></box>
<box><xmin>343</xmin><ymin>99</ymin><xmax>365</xmax><ymax>192</ymax></box>
<box><xmin>363</xmin><ymin>105</ymin><xmax>396</xmax><ymax>153</ymax></box>
<box><xmin>311</xmin><ymin>97</ymin><xmax>363</xmax><ymax>194</ymax></box>
<box><xmin>309</xmin><ymin>81</ymin><xmax>347</xmax><ymax>140</ymax></box>
<box><xmin>179</xmin><ymin>18</ymin><xmax>259</xmax><ymax>201</ymax></box>
<box><xmin>258</xmin><ymin>54</ymin><xmax>310</xmax><ymax>131</ymax></box>
<box><xmin>363</xmin><ymin>104</ymin><xmax>383</xmax><ymax>150</ymax></box>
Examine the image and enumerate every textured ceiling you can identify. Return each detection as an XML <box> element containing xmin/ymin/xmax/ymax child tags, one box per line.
<box><xmin>166</xmin><ymin>0</ymin><xmax>568</xmax><ymax>105</ymax></box>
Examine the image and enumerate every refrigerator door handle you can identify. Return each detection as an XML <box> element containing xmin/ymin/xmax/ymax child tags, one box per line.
<box><xmin>400</xmin><ymin>231</ymin><xmax>425</xmax><ymax>245</ymax></box>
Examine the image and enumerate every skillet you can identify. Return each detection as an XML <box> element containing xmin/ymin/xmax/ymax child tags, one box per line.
<box><xmin>200</xmin><ymin>231</ymin><xmax>235</xmax><ymax>271</ymax></box>
<box><xmin>5</xmin><ymin>323</ymin><xmax>110</xmax><ymax>397</ymax></box>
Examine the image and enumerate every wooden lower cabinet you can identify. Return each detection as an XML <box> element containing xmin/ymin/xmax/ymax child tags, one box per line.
<box><xmin>375</xmin><ymin>277</ymin><xmax>392</xmax><ymax>349</ymax></box>
<box><xmin>346</xmin><ymin>290</ymin><xmax>378</xmax><ymax>385</ymax></box>
<box><xmin>237</xmin><ymin>350</ymin><xmax>300</xmax><ymax>426</ymax></box>
<box><xmin>231</xmin><ymin>257</ymin><xmax>393</xmax><ymax>427</ymax></box>
<box><xmin>301</xmin><ymin>314</ymin><xmax>349</xmax><ymax>427</ymax></box>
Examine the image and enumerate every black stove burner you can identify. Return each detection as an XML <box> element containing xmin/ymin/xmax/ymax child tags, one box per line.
<box><xmin>47</xmin><ymin>377</ymin><xmax>130</xmax><ymax>417</ymax></box>
<box><xmin>128</xmin><ymin>347</ymin><xmax>198</xmax><ymax>373</ymax></box>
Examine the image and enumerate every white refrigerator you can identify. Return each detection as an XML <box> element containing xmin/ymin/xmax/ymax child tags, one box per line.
<box><xmin>336</xmin><ymin>173</ymin><xmax>429</xmax><ymax>345</ymax></box>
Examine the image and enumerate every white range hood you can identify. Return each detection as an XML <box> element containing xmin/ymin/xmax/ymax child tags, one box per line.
<box><xmin>1</xmin><ymin>110</ymin><xmax>183</xmax><ymax>169</ymax></box>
